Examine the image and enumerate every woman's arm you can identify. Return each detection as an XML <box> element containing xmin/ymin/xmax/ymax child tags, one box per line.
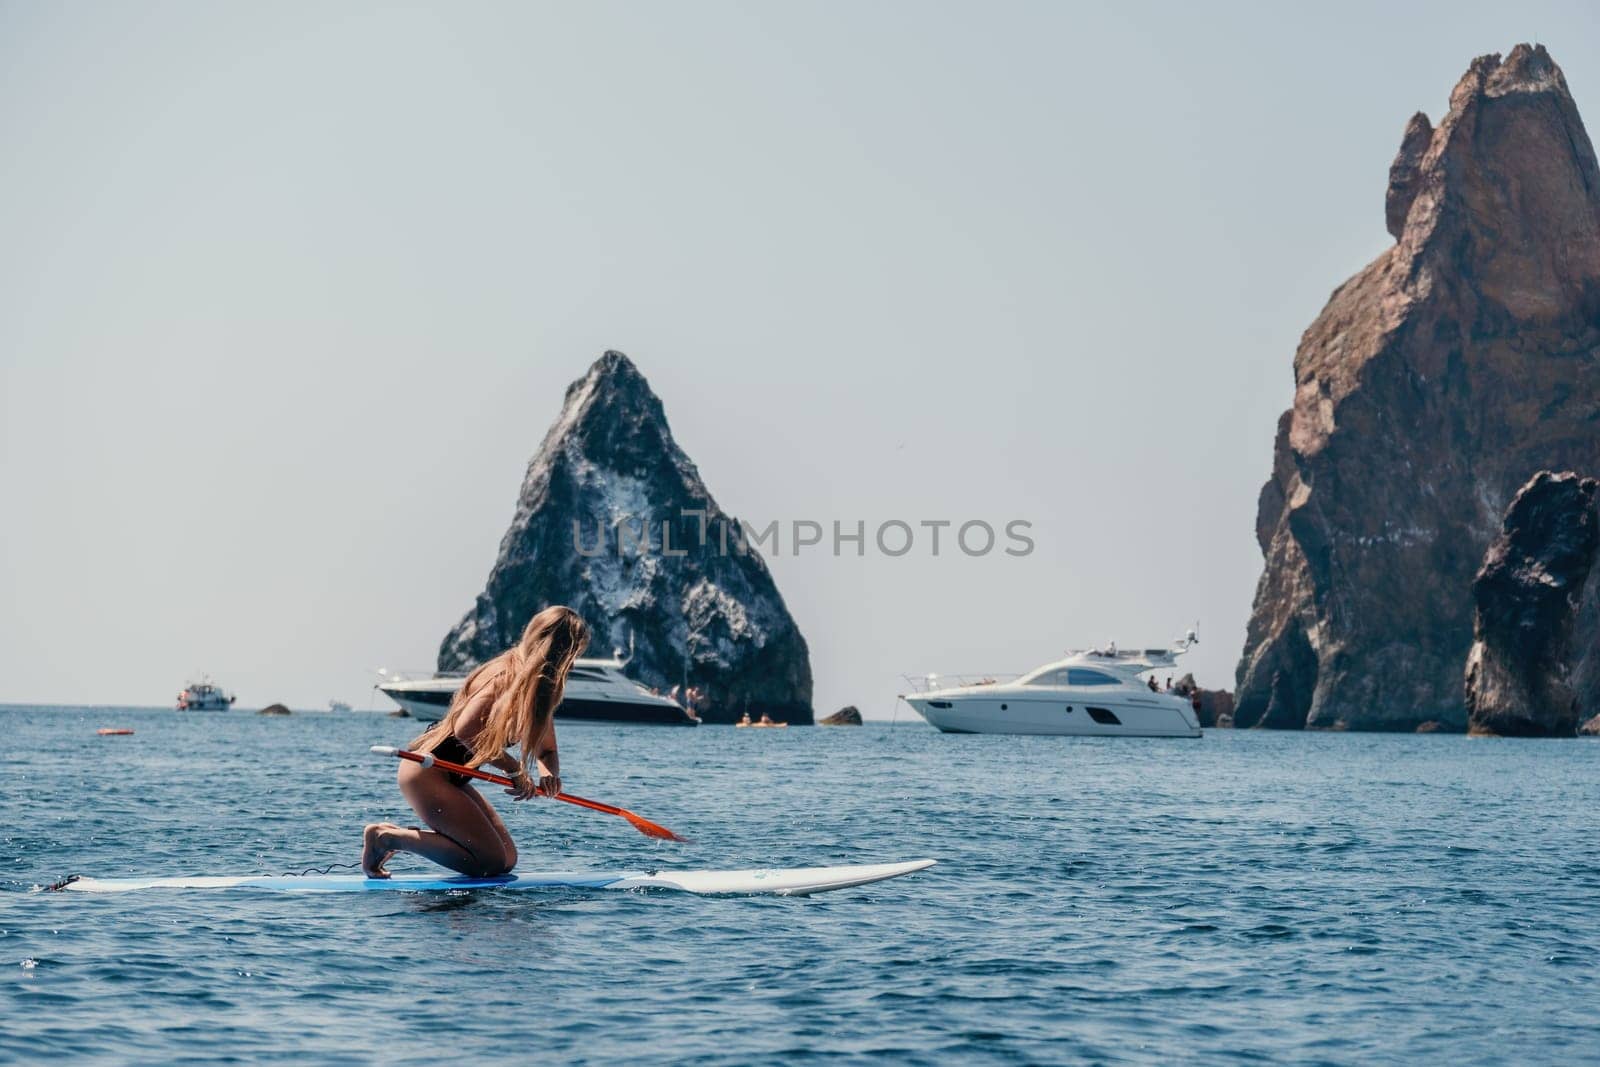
<box><xmin>451</xmin><ymin>686</ymin><xmax>498</xmax><ymax>750</ymax></box>
<box><xmin>485</xmin><ymin>722</ymin><xmax>559</xmax><ymax>796</ymax></box>
<box><xmin>483</xmin><ymin>748</ymin><xmax>536</xmax><ymax>798</ymax></box>
<box><xmin>536</xmin><ymin>723</ymin><xmax>559</xmax><ymax>794</ymax></box>
<box><xmin>450</xmin><ymin>668</ymin><xmax>537</xmax><ymax>796</ymax></box>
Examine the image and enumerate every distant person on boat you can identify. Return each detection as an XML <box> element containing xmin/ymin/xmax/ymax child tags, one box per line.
<box><xmin>738</xmin><ymin>711</ymin><xmax>752</xmax><ymax>726</ymax></box>
<box><xmin>361</xmin><ymin>605</ymin><xmax>590</xmax><ymax>879</ymax></box>
<box><xmin>758</xmin><ymin>712</ymin><xmax>775</xmax><ymax>726</ymax></box>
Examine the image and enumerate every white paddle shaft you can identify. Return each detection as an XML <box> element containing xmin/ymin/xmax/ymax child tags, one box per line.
<box><xmin>370</xmin><ymin>744</ymin><xmax>433</xmax><ymax>767</ymax></box>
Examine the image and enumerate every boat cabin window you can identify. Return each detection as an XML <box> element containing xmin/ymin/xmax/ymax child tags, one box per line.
<box><xmin>1023</xmin><ymin>669</ymin><xmax>1070</xmax><ymax>686</ymax></box>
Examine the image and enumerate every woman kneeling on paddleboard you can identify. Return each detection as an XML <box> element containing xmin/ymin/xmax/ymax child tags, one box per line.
<box><xmin>362</xmin><ymin>605</ymin><xmax>590</xmax><ymax>878</ymax></box>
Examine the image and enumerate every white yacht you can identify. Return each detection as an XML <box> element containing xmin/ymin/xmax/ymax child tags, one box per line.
<box><xmin>903</xmin><ymin>632</ymin><xmax>1203</xmax><ymax>738</ymax></box>
<box><xmin>176</xmin><ymin>676</ymin><xmax>235</xmax><ymax>711</ymax></box>
<box><xmin>378</xmin><ymin>656</ymin><xmax>699</xmax><ymax>726</ymax></box>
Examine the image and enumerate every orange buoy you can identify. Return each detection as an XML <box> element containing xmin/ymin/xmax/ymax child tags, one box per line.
<box><xmin>96</xmin><ymin>728</ymin><xmax>134</xmax><ymax>736</ymax></box>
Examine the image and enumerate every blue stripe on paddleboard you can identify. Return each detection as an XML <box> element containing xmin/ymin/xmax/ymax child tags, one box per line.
<box><xmin>237</xmin><ymin>873</ymin><xmax>636</xmax><ymax>892</ymax></box>
<box><xmin>67</xmin><ymin>872</ymin><xmax>640</xmax><ymax>893</ymax></box>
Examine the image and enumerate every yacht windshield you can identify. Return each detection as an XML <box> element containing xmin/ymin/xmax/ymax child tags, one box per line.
<box><xmin>1021</xmin><ymin>667</ymin><xmax>1120</xmax><ymax>687</ymax></box>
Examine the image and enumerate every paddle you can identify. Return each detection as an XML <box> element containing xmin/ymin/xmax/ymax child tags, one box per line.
<box><xmin>369</xmin><ymin>745</ymin><xmax>687</xmax><ymax>842</ymax></box>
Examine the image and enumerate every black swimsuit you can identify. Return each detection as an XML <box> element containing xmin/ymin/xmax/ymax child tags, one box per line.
<box><xmin>431</xmin><ymin>734</ymin><xmax>476</xmax><ymax>788</ymax></box>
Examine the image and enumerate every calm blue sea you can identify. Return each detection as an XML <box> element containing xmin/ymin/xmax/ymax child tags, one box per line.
<box><xmin>2</xmin><ymin>706</ymin><xmax>1596</xmax><ymax>1065</ymax></box>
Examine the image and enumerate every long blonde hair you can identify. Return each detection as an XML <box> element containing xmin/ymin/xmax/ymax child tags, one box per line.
<box><xmin>415</xmin><ymin>606</ymin><xmax>590</xmax><ymax>771</ymax></box>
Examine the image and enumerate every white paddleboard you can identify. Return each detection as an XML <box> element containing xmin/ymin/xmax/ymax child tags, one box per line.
<box><xmin>58</xmin><ymin>859</ymin><xmax>935</xmax><ymax>897</ymax></box>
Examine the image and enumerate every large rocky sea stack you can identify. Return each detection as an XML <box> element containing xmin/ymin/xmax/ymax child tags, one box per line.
<box><xmin>1465</xmin><ymin>471</ymin><xmax>1599</xmax><ymax>737</ymax></box>
<box><xmin>440</xmin><ymin>351</ymin><xmax>814</xmax><ymax>724</ymax></box>
<box><xmin>1237</xmin><ymin>45</ymin><xmax>1600</xmax><ymax>731</ymax></box>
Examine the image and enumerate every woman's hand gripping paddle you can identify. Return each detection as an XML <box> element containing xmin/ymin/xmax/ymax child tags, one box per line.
<box><xmin>369</xmin><ymin>745</ymin><xmax>688</xmax><ymax>842</ymax></box>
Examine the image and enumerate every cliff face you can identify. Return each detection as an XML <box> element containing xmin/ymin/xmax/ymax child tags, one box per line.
<box><xmin>1465</xmin><ymin>472</ymin><xmax>1599</xmax><ymax>737</ymax></box>
<box><xmin>1237</xmin><ymin>45</ymin><xmax>1600</xmax><ymax>731</ymax></box>
<box><xmin>440</xmin><ymin>351</ymin><xmax>814</xmax><ymax>724</ymax></box>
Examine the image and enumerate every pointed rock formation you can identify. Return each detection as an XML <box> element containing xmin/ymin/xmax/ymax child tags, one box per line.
<box><xmin>440</xmin><ymin>351</ymin><xmax>814</xmax><ymax>724</ymax></box>
<box><xmin>1465</xmin><ymin>472</ymin><xmax>1598</xmax><ymax>737</ymax></box>
<box><xmin>1237</xmin><ymin>45</ymin><xmax>1600</xmax><ymax>731</ymax></box>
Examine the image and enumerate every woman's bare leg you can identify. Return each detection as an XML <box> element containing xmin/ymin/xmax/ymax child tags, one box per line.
<box><xmin>360</xmin><ymin>767</ymin><xmax>515</xmax><ymax>877</ymax></box>
<box><xmin>362</xmin><ymin>822</ymin><xmax>491</xmax><ymax>878</ymax></box>
<box><xmin>463</xmin><ymin>786</ymin><xmax>518</xmax><ymax>870</ymax></box>
<box><xmin>361</xmin><ymin>823</ymin><xmax>399</xmax><ymax>876</ymax></box>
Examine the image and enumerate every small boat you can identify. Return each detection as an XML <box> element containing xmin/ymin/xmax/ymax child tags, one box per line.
<box><xmin>735</xmin><ymin>719</ymin><xmax>788</xmax><ymax>729</ymax></box>
<box><xmin>328</xmin><ymin>700</ymin><xmax>351</xmax><ymax>714</ymax></box>
<box><xmin>378</xmin><ymin>655</ymin><xmax>698</xmax><ymax>726</ymax></box>
<box><xmin>902</xmin><ymin>630</ymin><xmax>1204</xmax><ymax>738</ymax></box>
<box><xmin>176</xmin><ymin>676</ymin><xmax>236</xmax><ymax>711</ymax></box>
<box><xmin>96</xmin><ymin>728</ymin><xmax>134</xmax><ymax>736</ymax></box>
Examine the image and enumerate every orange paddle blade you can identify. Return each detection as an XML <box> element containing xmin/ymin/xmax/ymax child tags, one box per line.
<box><xmin>554</xmin><ymin>792</ymin><xmax>688</xmax><ymax>842</ymax></box>
<box><xmin>370</xmin><ymin>746</ymin><xmax>687</xmax><ymax>842</ymax></box>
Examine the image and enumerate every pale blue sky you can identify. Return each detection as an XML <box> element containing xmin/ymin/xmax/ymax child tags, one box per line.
<box><xmin>3</xmin><ymin>2</ymin><xmax>1597</xmax><ymax>714</ymax></box>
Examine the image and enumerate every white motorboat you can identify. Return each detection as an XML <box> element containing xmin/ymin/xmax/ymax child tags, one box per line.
<box><xmin>176</xmin><ymin>676</ymin><xmax>235</xmax><ymax>711</ymax></box>
<box><xmin>902</xmin><ymin>632</ymin><xmax>1203</xmax><ymax>737</ymax></box>
<box><xmin>378</xmin><ymin>655</ymin><xmax>699</xmax><ymax>726</ymax></box>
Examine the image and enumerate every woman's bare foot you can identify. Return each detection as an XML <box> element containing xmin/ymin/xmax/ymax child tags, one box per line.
<box><xmin>362</xmin><ymin>823</ymin><xmax>396</xmax><ymax>878</ymax></box>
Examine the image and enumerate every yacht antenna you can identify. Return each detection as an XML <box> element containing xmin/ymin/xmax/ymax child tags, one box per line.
<box><xmin>1172</xmin><ymin>623</ymin><xmax>1200</xmax><ymax>655</ymax></box>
